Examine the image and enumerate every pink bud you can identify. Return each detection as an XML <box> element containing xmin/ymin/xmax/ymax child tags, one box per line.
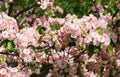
<box><xmin>37</xmin><ymin>1</ymin><xmax>41</xmax><ymax>5</ymax></box>
<box><xmin>117</xmin><ymin>3</ymin><xmax>120</xmax><ymax>10</ymax></box>
<box><xmin>9</xmin><ymin>0</ymin><xmax>13</xmax><ymax>2</ymax></box>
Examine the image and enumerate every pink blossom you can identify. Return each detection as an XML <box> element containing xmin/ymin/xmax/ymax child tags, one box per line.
<box><xmin>23</xmin><ymin>55</ymin><xmax>32</xmax><ymax>62</ymax></box>
<box><xmin>40</xmin><ymin>1</ymin><xmax>48</xmax><ymax>10</ymax></box>
<box><xmin>9</xmin><ymin>0</ymin><xmax>14</xmax><ymax>2</ymax></box>
<box><xmin>88</xmin><ymin>72</ymin><xmax>98</xmax><ymax>77</ymax></box>
<box><xmin>84</xmin><ymin>35</ymin><xmax>92</xmax><ymax>43</ymax></box>
<box><xmin>0</xmin><ymin>68</ymin><xmax>7</xmax><ymax>75</ymax></box>
<box><xmin>37</xmin><ymin>1</ymin><xmax>41</xmax><ymax>5</ymax></box>
<box><xmin>100</xmin><ymin>13</ymin><xmax>112</xmax><ymax>25</ymax></box>
<box><xmin>0</xmin><ymin>12</ymin><xmax>18</xmax><ymax>40</ymax></box>
<box><xmin>23</xmin><ymin>48</ymin><xmax>31</xmax><ymax>55</ymax></box>
<box><xmin>43</xmin><ymin>21</ymin><xmax>50</xmax><ymax>28</ymax></box>
<box><xmin>9</xmin><ymin>68</ymin><xmax>18</xmax><ymax>73</ymax></box>
<box><xmin>14</xmin><ymin>27</ymin><xmax>40</xmax><ymax>48</ymax></box>
<box><xmin>0</xmin><ymin>1</ymin><xmax>3</xmax><ymax>8</ymax></box>
<box><xmin>48</xmin><ymin>17</ymin><xmax>65</xmax><ymax>25</ymax></box>
<box><xmin>34</xmin><ymin>18</ymin><xmax>42</xmax><ymax>26</ymax></box>
<box><xmin>116</xmin><ymin>59</ymin><xmax>120</xmax><ymax>68</ymax></box>
<box><xmin>0</xmin><ymin>7</ymin><xmax>118</xmax><ymax>77</ymax></box>
<box><xmin>117</xmin><ymin>3</ymin><xmax>120</xmax><ymax>10</ymax></box>
<box><xmin>66</xmin><ymin>14</ymin><xmax>73</xmax><ymax>22</ymax></box>
<box><xmin>98</xmin><ymin>18</ymin><xmax>108</xmax><ymax>29</ymax></box>
<box><xmin>65</xmin><ymin>22</ymin><xmax>81</xmax><ymax>38</ymax></box>
<box><xmin>56</xmin><ymin>6</ymin><xmax>63</xmax><ymax>14</ymax></box>
<box><xmin>102</xmin><ymin>33</ymin><xmax>110</xmax><ymax>46</ymax></box>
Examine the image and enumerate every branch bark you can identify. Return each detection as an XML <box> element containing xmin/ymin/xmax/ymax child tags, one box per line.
<box><xmin>91</xmin><ymin>0</ymin><xmax>100</xmax><ymax>17</ymax></box>
<box><xmin>8</xmin><ymin>2</ymin><xmax>13</xmax><ymax>16</ymax></box>
<box><xmin>14</xmin><ymin>2</ymin><xmax>37</xmax><ymax>18</ymax></box>
<box><xmin>0</xmin><ymin>52</ymin><xmax>19</xmax><ymax>56</ymax></box>
<box><xmin>112</xmin><ymin>8</ymin><xmax>120</xmax><ymax>20</ymax></box>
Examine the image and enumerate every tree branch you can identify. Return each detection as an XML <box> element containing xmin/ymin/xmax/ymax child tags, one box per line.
<box><xmin>18</xmin><ymin>7</ymin><xmax>35</xmax><ymax>26</ymax></box>
<box><xmin>112</xmin><ymin>8</ymin><xmax>120</xmax><ymax>20</ymax></box>
<box><xmin>35</xmin><ymin>42</ymin><xmax>55</xmax><ymax>53</ymax></box>
<box><xmin>112</xmin><ymin>2</ymin><xmax>120</xmax><ymax>29</ymax></box>
<box><xmin>91</xmin><ymin>0</ymin><xmax>100</xmax><ymax>17</ymax></box>
<box><xmin>14</xmin><ymin>2</ymin><xmax>37</xmax><ymax>18</ymax></box>
<box><xmin>112</xmin><ymin>19</ymin><xmax>120</xmax><ymax>29</ymax></box>
<box><xmin>8</xmin><ymin>2</ymin><xmax>13</xmax><ymax>16</ymax></box>
<box><xmin>70</xmin><ymin>49</ymin><xmax>86</xmax><ymax>61</ymax></box>
<box><xmin>0</xmin><ymin>52</ymin><xmax>19</xmax><ymax>56</ymax></box>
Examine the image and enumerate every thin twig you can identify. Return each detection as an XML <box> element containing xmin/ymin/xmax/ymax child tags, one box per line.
<box><xmin>35</xmin><ymin>43</ymin><xmax>55</xmax><ymax>53</ymax></box>
<box><xmin>112</xmin><ymin>9</ymin><xmax>119</xmax><ymax>20</ymax></box>
<box><xmin>112</xmin><ymin>1</ymin><xmax>120</xmax><ymax>25</ymax></box>
<box><xmin>0</xmin><ymin>52</ymin><xmax>19</xmax><ymax>56</ymax></box>
<box><xmin>91</xmin><ymin>0</ymin><xmax>100</xmax><ymax>17</ymax></box>
<box><xmin>8</xmin><ymin>2</ymin><xmax>13</xmax><ymax>16</ymax></box>
<box><xmin>70</xmin><ymin>49</ymin><xmax>86</xmax><ymax>61</ymax></box>
<box><xmin>19</xmin><ymin>7</ymin><xmax>35</xmax><ymax>26</ymax></box>
<box><xmin>14</xmin><ymin>2</ymin><xmax>37</xmax><ymax>18</ymax></box>
<box><xmin>113</xmin><ymin>19</ymin><xmax>120</xmax><ymax>29</ymax></box>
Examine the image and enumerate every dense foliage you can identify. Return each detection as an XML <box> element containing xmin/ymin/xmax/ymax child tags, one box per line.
<box><xmin>0</xmin><ymin>0</ymin><xmax>120</xmax><ymax>77</ymax></box>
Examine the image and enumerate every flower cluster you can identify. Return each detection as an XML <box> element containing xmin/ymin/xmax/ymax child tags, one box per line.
<box><xmin>0</xmin><ymin>6</ymin><xmax>119</xmax><ymax>77</ymax></box>
<box><xmin>0</xmin><ymin>12</ymin><xmax>18</xmax><ymax>40</ymax></box>
<box><xmin>36</xmin><ymin>0</ymin><xmax>63</xmax><ymax>15</ymax></box>
<box><xmin>0</xmin><ymin>62</ymin><xmax>32</xmax><ymax>77</ymax></box>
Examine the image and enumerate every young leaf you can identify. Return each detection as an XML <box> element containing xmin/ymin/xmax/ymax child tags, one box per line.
<box><xmin>3</xmin><ymin>39</ymin><xmax>9</xmax><ymax>48</ymax></box>
<box><xmin>66</xmin><ymin>63</ymin><xmax>70</xmax><ymax>69</ymax></box>
<box><xmin>36</xmin><ymin>26</ymin><xmax>46</xmax><ymax>35</ymax></box>
<box><xmin>7</xmin><ymin>41</ymin><xmax>15</xmax><ymax>52</ymax></box>
<box><xmin>107</xmin><ymin>45</ymin><xmax>113</xmax><ymax>53</ymax></box>
<box><xmin>77</xmin><ymin>45</ymin><xmax>84</xmax><ymax>50</ymax></box>
<box><xmin>0</xmin><ymin>56</ymin><xmax>4</xmax><ymax>62</ymax></box>
<box><xmin>97</xmin><ymin>28</ymin><xmax>104</xmax><ymax>35</ymax></box>
<box><xmin>88</xmin><ymin>45</ymin><xmax>94</xmax><ymax>57</ymax></box>
<box><xmin>50</xmin><ymin>24</ymin><xmax>60</xmax><ymax>31</ymax></box>
<box><xmin>82</xmin><ymin>30</ymin><xmax>87</xmax><ymax>36</ymax></box>
<box><xmin>94</xmin><ymin>45</ymin><xmax>101</xmax><ymax>53</ymax></box>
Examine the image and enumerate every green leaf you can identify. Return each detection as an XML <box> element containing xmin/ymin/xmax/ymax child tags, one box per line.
<box><xmin>77</xmin><ymin>45</ymin><xmax>84</xmax><ymax>50</ymax></box>
<box><xmin>88</xmin><ymin>45</ymin><xmax>101</xmax><ymax>57</ymax></box>
<box><xmin>82</xmin><ymin>30</ymin><xmax>87</xmax><ymax>36</ymax></box>
<box><xmin>44</xmin><ymin>51</ymin><xmax>51</xmax><ymax>56</ymax></box>
<box><xmin>97</xmin><ymin>28</ymin><xmax>104</xmax><ymax>35</ymax></box>
<box><xmin>0</xmin><ymin>8</ymin><xmax>7</xmax><ymax>12</ymax></box>
<box><xmin>41</xmin><ymin>63</ymin><xmax>53</xmax><ymax>76</ymax></box>
<box><xmin>3</xmin><ymin>40</ymin><xmax>15</xmax><ymax>52</ymax></box>
<box><xmin>7</xmin><ymin>61</ymin><xmax>18</xmax><ymax>67</ymax></box>
<box><xmin>88</xmin><ymin>45</ymin><xmax>94</xmax><ymax>57</ymax></box>
<box><xmin>0</xmin><ymin>56</ymin><xmax>4</xmax><ymax>62</ymax></box>
<box><xmin>107</xmin><ymin>45</ymin><xmax>113</xmax><ymax>53</ymax></box>
<box><xmin>7</xmin><ymin>41</ymin><xmax>15</xmax><ymax>52</ymax></box>
<box><xmin>27</xmin><ymin>62</ymin><xmax>35</xmax><ymax>68</ymax></box>
<box><xmin>3</xmin><ymin>39</ymin><xmax>9</xmax><ymax>48</ymax></box>
<box><xmin>50</xmin><ymin>24</ymin><xmax>60</xmax><ymax>31</ymax></box>
<box><xmin>68</xmin><ymin>36</ymin><xmax>76</xmax><ymax>47</ymax></box>
<box><xmin>94</xmin><ymin>45</ymin><xmax>101</xmax><ymax>53</ymax></box>
<box><xmin>104</xmin><ymin>5</ymin><xmax>109</xmax><ymax>9</ymax></box>
<box><xmin>76</xmin><ymin>63</ymin><xmax>82</xmax><ymax>76</ymax></box>
<box><xmin>36</xmin><ymin>26</ymin><xmax>46</xmax><ymax>35</ymax></box>
<box><xmin>68</xmin><ymin>41</ymin><xmax>76</xmax><ymax>47</ymax></box>
<box><xmin>66</xmin><ymin>63</ymin><xmax>70</xmax><ymax>69</ymax></box>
